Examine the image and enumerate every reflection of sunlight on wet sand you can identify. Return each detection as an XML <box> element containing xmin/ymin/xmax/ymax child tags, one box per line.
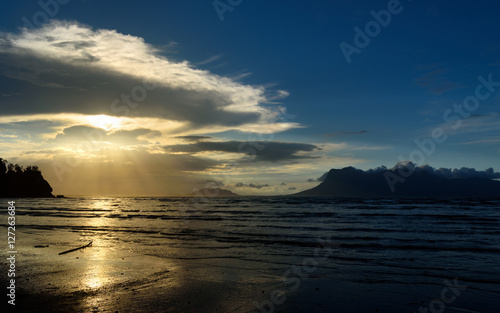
<box><xmin>81</xmin><ymin>199</ymin><xmax>114</xmax><ymax>290</ymax></box>
<box><xmin>81</xmin><ymin>238</ymin><xmax>106</xmax><ymax>290</ymax></box>
<box><xmin>76</xmin><ymin>198</ymin><xmax>180</xmax><ymax>311</ymax></box>
<box><xmin>80</xmin><ymin>237</ymin><xmax>109</xmax><ymax>311</ymax></box>
<box><xmin>79</xmin><ymin>199</ymin><xmax>117</xmax><ymax>309</ymax></box>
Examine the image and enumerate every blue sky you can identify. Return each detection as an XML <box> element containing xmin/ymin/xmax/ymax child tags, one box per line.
<box><xmin>1</xmin><ymin>0</ymin><xmax>499</xmax><ymax>195</ymax></box>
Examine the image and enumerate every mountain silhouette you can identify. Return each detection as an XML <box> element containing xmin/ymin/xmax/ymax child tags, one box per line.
<box><xmin>296</xmin><ymin>165</ymin><xmax>500</xmax><ymax>198</ymax></box>
<box><xmin>190</xmin><ymin>188</ymin><xmax>239</xmax><ymax>197</ymax></box>
<box><xmin>0</xmin><ymin>158</ymin><xmax>54</xmax><ymax>198</ymax></box>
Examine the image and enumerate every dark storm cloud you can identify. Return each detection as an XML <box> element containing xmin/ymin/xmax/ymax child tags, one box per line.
<box><xmin>174</xmin><ymin>135</ymin><xmax>214</xmax><ymax>142</ymax></box>
<box><xmin>164</xmin><ymin>141</ymin><xmax>321</xmax><ymax>162</ymax></box>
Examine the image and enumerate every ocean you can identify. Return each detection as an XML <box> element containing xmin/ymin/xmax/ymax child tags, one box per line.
<box><xmin>5</xmin><ymin>197</ymin><xmax>500</xmax><ymax>312</ymax></box>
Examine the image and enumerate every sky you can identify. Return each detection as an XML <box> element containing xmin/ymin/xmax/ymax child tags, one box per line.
<box><xmin>0</xmin><ymin>0</ymin><xmax>499</xmax><ymax>196</ymax></box>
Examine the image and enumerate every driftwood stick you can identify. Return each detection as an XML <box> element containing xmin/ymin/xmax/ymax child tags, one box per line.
<box><xmin>58</xmin><ymin>241</ymin><xmax>93</xmax><ymax>255</ymax></box>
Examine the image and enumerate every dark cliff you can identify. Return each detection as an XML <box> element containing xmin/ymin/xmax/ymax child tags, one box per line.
<box><xmin>0</xmin><ymin>158</ymin><xmax>54</xmax><ymax>198</ymax></box>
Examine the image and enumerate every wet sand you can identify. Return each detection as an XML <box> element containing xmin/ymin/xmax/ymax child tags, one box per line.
<box><xmin>5</xmin><ymin>228</ymin><xmax>272</xmax><ymax>312</ymax></box>
<box><xmin>4</xmin><ymin>227</ymin><xmax>498</xmax><ymax>313</ymax></box>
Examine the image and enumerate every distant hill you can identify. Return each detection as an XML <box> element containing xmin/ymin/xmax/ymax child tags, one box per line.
<box><xmin>0</xmin><ymin>158</ymin><xmax>54</xmax><ymax>198</ymax></box>
<box><xmin>190</xmin><ymin>188</ymin><xmax>239</xmax><ymax>197</ymax></box>
<box><xmin>295</xmin><ymin>165</ymin><xmax>500</xmax><ymax>198</ymax></box>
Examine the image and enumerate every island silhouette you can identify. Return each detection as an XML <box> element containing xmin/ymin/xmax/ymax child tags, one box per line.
<box><xmin>190</xmin><ymin>188</ymin><xmax>239</xmax><ymax>197</ymax></box>
<box><xmin>296</xmin><ymin>163</ymin><xmax>500</xmax><ymax>198</ymax></box>
<box><xmin>0</xmin><ymin>158</ymin><xmax>54</xmax><ymax>198</ymax></box>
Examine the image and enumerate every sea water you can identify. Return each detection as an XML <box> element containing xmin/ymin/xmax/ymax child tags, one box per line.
<box><xmin>6</xmin><ymin>197</ymin><xmax>500</xmax><ymax>312</ymax></box>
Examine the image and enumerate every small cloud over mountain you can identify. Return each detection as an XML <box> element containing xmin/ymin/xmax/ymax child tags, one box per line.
<box><xmin>390</xmin><ymin>161</ymin><xmax>500</xmax><ymax>179</ymax></box>
<box><xmin>235</xmin><ymin>182</ymin><xmax>270</xmax><ymax>189</ymax></box>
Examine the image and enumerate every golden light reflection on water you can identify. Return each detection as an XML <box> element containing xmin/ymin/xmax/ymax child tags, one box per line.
<box><xmin>81</xmin><ymin>198</ymin><xmax>117</xmax><ymax>290</ymax></box>
<box><xmin>75</xmin><ymin>198</ymin><xmax>182</xmax><ymax>310</ymax></box>
<box><xmin>77</xmin><ymin>199</ymin><xmax>117</xmax><ymax>310</ymax></box>
<box><xmin>81</xmin><ymin>238</ymin><xmax>107</xmax><ymax>290</ymax></box>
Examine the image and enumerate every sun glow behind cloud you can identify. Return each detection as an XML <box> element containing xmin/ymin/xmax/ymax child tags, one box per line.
<box><xmin>0</xmin><ymin>21</ymin><xmax>298</xmax><ymax>132</ymax></box>
<box><xmin>0</xmin><ymin>20</ymin><xmax>362</xmax><ymax>196</ymax></box>
<box><xmin>84</xmin><ymin>115</ymin><xmax>123</xmax><ymax>131</ymax></box>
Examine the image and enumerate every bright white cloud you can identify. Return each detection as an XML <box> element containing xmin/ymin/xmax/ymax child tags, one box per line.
<box><xmin>0</xmin><ymin>20</ymin><xmax>297</xmax><ymax>134</ymax></box>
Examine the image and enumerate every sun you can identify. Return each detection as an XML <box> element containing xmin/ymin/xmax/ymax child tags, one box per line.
<box><xmin>85</xmin><ymin>115</ymin><xmax>122</xmax><ymax>131</ymax></box>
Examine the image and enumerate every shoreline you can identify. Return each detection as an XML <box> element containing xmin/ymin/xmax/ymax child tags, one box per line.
<box><xmin>3</xmin><ymin>198</ymin><xmax>500</xmax><ymax>313</ymax></box>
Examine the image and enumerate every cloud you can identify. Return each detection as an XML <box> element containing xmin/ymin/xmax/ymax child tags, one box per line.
<box><xmin>0</xmin><ymin>20</ymin><xmax>298</xmax><ymax>134</ymax></box>
<box><xmin>0</xmin><ymin>119</ymin><xmax>66</xmax><ymax>138</ymax></box>
<box><xmin>390</xmin><ymin>161</ymin><xmax>500</xmax><ymax>179</ymax></box>
<box><xmin>46</xmin><ymin>125</ymin><xmax>160</xmax><ymax>146</ymax></box>
<box><xmin>463</xmin><ymin>138</ymin><xmax>500</xmax><ymax>145</ymax></box>
<box><xmin>313</xmin><ymin>162</ymin><xmax>500</xmax><ymax>182</ymax></box>
<box><xmin>174</xmin><ymin>135</ymin><xmax>213</xmax><ymax>142</ymax></box>
<box><xmin>414</xmin><ymin>113</ymin><xmax>500</xmax><ymax>143</ymax></box>
<box><xmin>317</xmin><ymin>172</ymin><xmax>329</xmax><ymax>181</ymax></box>
<box><xmin>195</xmin><ymin>54</ymin><xmax>224</xmax><ymax>65</ymax></box>
<box><xmin>164</xmin><ymin>140</ymin><xmax>321</xmax><ymax>162</ymax></box>
<box><xmin>20</xmin><ymin>149</ymin><xmax>63</xmax><ymax>156</ymax></box>
<box><xmin>235</xmin><ymin>182</ymin><xmax>270</xmax><ymax>189</ymax></box>
<box><xmin>366</xmin><ymin>165</ymin><xmax>389</xmax><ymax>174</ymax></box>
<box><xmin>415</xmin><ymin>66</ymin><xmax>464</xmax><ymax>95</ymax></box>
<box><xmin>432</xmin><ymin>166</ymin><xmax>500</xmax><ymax>179</ymax></box>
<box><xmin>308</xmin><ymin>171</ymin><xmax>329</xmax><ymax>182</ymax></box>
<box><xmin>325</xmin><ymin>130</ymin><xmax>368</xmax><ymax>137</ymax></box>
<box><xmin>436</xmin><ymin>113</ymin><xmax>500</xmax><ymax>136</ymax></box>
<box><xmin>351</xmin><ymin>145</ymin><xmax>392</xmax><ymax>151</ymax></box>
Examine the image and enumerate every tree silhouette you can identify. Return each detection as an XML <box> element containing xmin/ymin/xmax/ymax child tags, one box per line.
<box><xmin>0</xmin><ymin>158</ymin><xmax>6</xmax><ymax>175</ymax></box>
<box><xmin>0</xmin><ymin>158</ymin><xmax>54</xmax><ymax>198</ymax></box>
